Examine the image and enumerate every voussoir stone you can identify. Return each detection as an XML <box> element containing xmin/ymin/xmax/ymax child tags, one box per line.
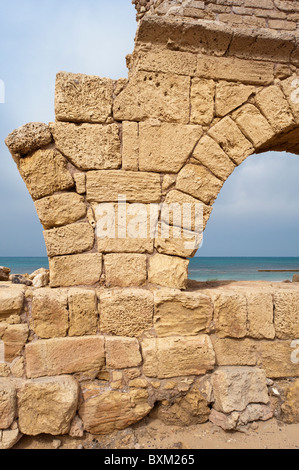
<box><xmin>44</xmin><ymin>222</ymin><xmax>95</xmax><ymax>257</ymax></box>
<box><xmin>5</xmin><ymin>122</ymin><xmax>52</xmax><ymax>157</ymax></box>
<box><xmin>49</xmin><ymin>253</ymin><xmax>102</xmax><ymax>287</ymax></box>
<box><xmin>192</xmin><ymin>135</ymin><xmax>235</xmax><ymax>181</ymax></box>
<box><xmin>18</xmin><ymin>376</ymin><xmax>79</xmax><ymax>436</ymax></box>
<box><xmin>176</xmin><ymin>164</ymin><xmax>223</xmax><ymax>206</ymax></box>
<box><xmin>34</xmin><ymin>193</ymin><xmax>87</xmax><ymax>229</ymax></box>
<box><xmin>215</xmin><ymin>81</ymin><xmax>256</xmax><ymax>117</ymax></box>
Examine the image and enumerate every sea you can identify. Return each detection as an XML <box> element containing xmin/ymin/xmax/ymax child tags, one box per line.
<box><xmin>1</xmin><ymin>256</ymin><xmax>299</xmax><ymax>282</ymax></box>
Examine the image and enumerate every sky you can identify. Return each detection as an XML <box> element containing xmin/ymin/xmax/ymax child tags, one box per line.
<box><xmin>0</xmin><ymin>0</ymin><xmax>299</xmax><ymax>258</ymax></box>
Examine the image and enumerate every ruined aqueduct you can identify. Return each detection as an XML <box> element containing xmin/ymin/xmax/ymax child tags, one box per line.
<box><xmin>1</xmin><ymin>0</ymin><xmax>299</xmax><ymax>447</ymax></box>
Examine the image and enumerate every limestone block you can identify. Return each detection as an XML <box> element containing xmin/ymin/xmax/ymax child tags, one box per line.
<box><xmin>105</xmin><ymin>336</ymin><xmax>142</xmax><ymax>369</ymax></box>
<box><xmin>19</xmin><ymin>149</ymin><xmax>74</xmax><ymax>200</ymax></box>
<box><xmin>74</xmin><ymin>172</ymin><xmax>86</xmax><ymax>194</ymax></box>
<box><xmin>154</xmin><ymin>289</ymin><xmax>213</xmax><ymax>337</ymax></box>
<box><xmin>34</xmin><ymin>193</ymin><xmax>87</xmax><ymax>230</ymax></box>
<box><xmin>50</xmin><ymin>122</ymin><xmax>121</xmax><ymax>170</ymax></box>
<box><xmin>163</xmin><ymin>190</ymin><xmax>212</xmax><ymax>231</ymax></box>
<box><xmin>190</xmin><ymin>78</ymin><xmax>215</xmax><ymax>126</ymax></box>
<box><xmin>281</xmin><ymin>379</ymin><xmax>299</xmax><ymax>423</ymax></box>
<box><xmin>215</xmin><ymin>81</ymin><xmax>256</xmax><ymax>117</ymax></box>
<box><xmin>0</xmin><ymin>286</ymin><xmax>24</xmax><ymax>319</ymax></box>
<box><xmin>238</xmin><ymin>404</ymin><xmax>273</xmax><ymax>426</ymax></box>
<box><xmin>5</xmin><ymin>122</ymin><xmax>52</xmax><ymax>157</ymax></box>
<box><xmin>55</xmin><ymin>72</ymin><xmax>113</xmax><ymax>123</ymax></box>
<box><xmin>0</xmin><ymin>428</ymin><xmax>21</xmax><ymax>450</ymax></box>
<box><xmin>68</xmin><ymin>288</ymin><xmax>98</xmax><ymax>337</ymax></box>
<box><xmin>213</xmin><ymin>292</ymin><xmax>247</xmax><ymax>338</ymax></box>
<box><xmin>25</xmin><ymin>336</ymin><xmax>105</xmax><ymax>378</ymax></box>
<box><xmin>122</xmin><ymin>121</ymin><xmax>139</xmax><ymax>171</ymax></box>
<box><xmin>49</xmin><ymin>253</ymin><xmax>102</xmax><ymax>287</ymax></box>
<box><xmin>44</xmin><ymin>223</ymin><xmax>95</xmax><ymax>257</ymax></box>
<box><xmin>154</xmin><ymin>222</ymin><xmax>202</xmax><ymax>258</ymax></box>
<box><xmin>209</xmin><ymin>409</ymin><xmax>239</xmax><ymax>431</ymax></box>
<box><xmin>99</xmin><ymin>289</ymin><xmax>153</xmax><ymax>337</ymax></box>
<box><xmin>281</xmin><ymin>75</ymin><xmax>299</xmax><ymax>121</ymax></box>
<box><xmin>31</xmin><ymin>288</ymin><xmax>68</xmax><ymax>339</ymax></box>
<box><xmin>18</xmin><ymin>376</ymin><xmax>78</xmax><ymax>436</ymax></box>
<box><xmin>113</xmin><ymin>71</ymin><xmax>190</xmax><ymax>124</ymax></box>
<box><xmin>208</xmin><ymin>116</ymin><xmax>254</xmax><ymax>165</ymax></box>
<box><xmin>2</xmin><ymin>324</ymin><xmax>29</xmax><ymax>363</ymax></box>
<box><xmin>142</xmin><ymin>336</ymin><xmax>215</xmax><ymax>378</ymax></box>
<box><xmin>255</xmin><ymin>85</ymin><xmax>294</xmax><ymax>133</ymax></box>
<box><xmin>212</xmin><ymin>367</ymin><xmax>269</xmax><ymax>413</ymax></box>
<box><xmin>86</xmin><ymin>170</ymin><xmax>161</xmax><ymax>203</ymax></box>
<box><xmin>0</xmin><ymin>380</ymin><xmax>16</xmax><ymax>429</ymax></box>
<box><xmin>148</xmin><ymin>254</ymin><xmax>189</xmax><ymax>290</ymax></box>
<box><xmin>79</xmin><ymin>385</ymin><xmax>151</xmax><ymax>434</ymax></box>
<box><xmin>192</xmin><ymin>135</ymin><xmax>235</xmax><ymax>181</ymax></box>
<box><xmin>274</xmin><ymin>291</ymin><xmax>299</xmax><ymax>339</ymax></box>
<box><xmin>232</xmin><ymin>104</ymin><xmax>275</xmax><ymax>148</ymax></box>
<box><xmin>139</xmin><ymin>122</ymin><xmax>202</xmax><ymax>173</ymax></box>
<box><xmin>247</xmin><ymin>291</ymin><xmax>275</xmax><ymax>339</ymax></box>
<box><xmin>196</xmin><ymin>56</ymin><xmax>274</xmax><ymax>85</ymax></box>
<box><xmin>211</xmin><ymin>337</ymin><xmax>259</xmax><ymax>366</ymax></box>
<box><xmin>176</xmin><ymin>164</ymin><xmax>223</xmax><ymax>205</ymax></box>
<box><xmin>104</xmin><ymin>254</ymin><xmax>147</xmax><ymax>287</ymax></box>
<box><xmin>259</xmin><ymin>340</ymin><xmax>299</xmax><ymax>378</ymax></box>
<box><xmin>137</xmin><ymin>48</ymin><xmax>197</xmax><ymax>76</ymax></box>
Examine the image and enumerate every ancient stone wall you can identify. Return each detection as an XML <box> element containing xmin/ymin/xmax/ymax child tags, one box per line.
<box><xmin>2</xmin><ymin>0</ymin><xmax>299</xmax><ymax>447</ymax></box>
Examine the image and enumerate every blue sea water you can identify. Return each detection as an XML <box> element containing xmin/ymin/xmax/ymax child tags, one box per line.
<box><xmin>1</xmin><ymin>256</ymin><xmax>299</xmax><ymax>281</ymax></box>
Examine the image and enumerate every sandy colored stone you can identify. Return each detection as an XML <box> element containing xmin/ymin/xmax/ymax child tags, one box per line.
<box><xmin>154</xmin><ymin>289</ymin><xmax>213</xmax><ymax>337</ymax></box>
<box><xmin>154</xmin><ymin>222</ymin><xmax>202</xmax><ymax>258</ymax></box>
<box><xmin>0</xmin><ymin>286</ymin><xmax>24</xmax><ymax>319</ymax></box>
<box><xmin>18</xmin><ymin>376</ymin><xmax>78</xmax><ymax>436</ymax></box>
<box><xmin>196</xmin><ymin>56</ymin><xmax>274</xmax><ymax>85</ymax></box>
<box><xmin>0</xmin><ymin>428</ymin><xmax>20</xmax><ymax>450</ymax></box>
<box><xmin>137</xmin><ymin>48</ymin><xmax>197</xmax><ymax>76</ymax></box>
<box><xmin>32</xmin><ymin>272</ymin><xmax>49</xmax><ymax>288</ymax></box>
<box><xmin>69</xmin><ymin>415</ymin><xmax>84</xmax><ymax>438</ymax></box>
<box><xmin>122</xmin><ymin>121</ymin><xmax>139</xmax><ymax>171</ymax></box>
<box><xmin>49</xmin><ymin>253</ymin><xmax>102</xmax><ymax>287</ymax></box>
<box><xmin>209</xmin><ymin>409</ymin><xmax>240</xmax><ymax>431</ymax></box>
<box><xmin>68</xmin><ymin>288</ymin><xmax>98</xmax><ymax>337</ymax></box>
<box><xmin>281</xmin><ymin>379</ymin><xmax>299</xmax><ymax>424</ymax></box>
<box><xmin>0</xmin><ymin>267</ymin><xmax>10</xmax><ymax>282</ymax></box>
<box><xmin>113</xmin><ymin>71</ymin><xmax>190</xmax><ymax>124</ymax></box>
<box><xmin>5</xmin><ymin>122</ymin><xmax>52</xmax><ymax>157</ymax></box>
<box><xmin>55</xmin><ymin>72</ymin><xmax>113</xmax><ymax>123</ymax></box>
<box><xmin>142</xmin><ymin>335</ymin><xmax>215</xmax><ymax>378</ymax></box>
<box><xmin>99</xmin><ymin>289</ymin><xmax>153</xmax><ymax>337</ymax></box>
<box><xmin>163</xmin><ymin>190</ymin><xmax>212</xmax><ymax>231</ymax></box>
<box><xmin>190</xmin><ymin>78</ymin><xmax>215</xmax><ymax>125</ymax></box>
<box><xmin>0</xmin><ymin>380</ymin><xmax>16</xmax><ymax>429</ymax></box>
<box><xmin>232</xmin><ymin>103</ymin><xmax>275</xmax><ymax>148</ymax></box>
<box><xmin>176</xmin><ymin>164</ymin><xmax>223</xmax><ymax>206</ymax></box>
<box><xmin>281</xmin><ymin>75</ymin><xmax>299</xmax><ymax>121</ymax></box>
<box><xmin>86</xmin><ymin>170</ymin><xmax>161</xmax><ymax>203</ymax></box>
<box><xmin>79</xmin><ymin>385</ymin><xmax>152</xmax><ymax>435</ymax></box>
<box><xmin>105</xmin><ymin>336</ymin><xmax>142</xmax><ymax>369</ymax></box>
<box><xmin>0</xmin><ymin>364</ymin><xmax>10</xmax><ymax>377</ymax></box>
<box><xmin>259</xmin><ymin>340</ymin><xmax>299</xmax><ymax>378</ymax></box>
<box><xmin>19</xmin><ymin>149</ymin><xmax>74</xmax><ymax>200</ymax></box>
<box><xmin>2</xmin><ymin>324</ymin><xmax>29</xmax><ymax>363</ymax></box>
<box><xmin>215</xmin><ymin>81</ymin><xmax>256</xmax><ymax>117</ymax></box>
<box><xmin>192</xmin><ymin>135</ymin><xmax>235</xmax><ymax>181</ymax></box>
<box><xmin>255</xmin><ymin>84</ymin><xmax>295</xmax><ymax>133</ymax></box>
<box><xmin>238</xmin><ymin>404</ymin><xmax>273</xmax><ymax>426</ymax></box>
<box><xmin>31</xmin><ymin>288</ymin><xmax>68</xmax><ymax>339</ymax></box>
<box><xmin>213</xmin><ymin>292</ymin><xmax>247</xmax><ymax>338</ymax></box>
<box><xmin>247</xmin><ymin>291</ymin><xmax>275</xmax><ymax>339</ymax></box>
<box><xmin>50</xmin><ymin>122</ymin><xmax>121</xmax><ymax>170</ymax></box>
<box><xmin>212</xmin><ymin>367</ymin><xmax>269</xmax><ymax>413</ymax></box>
<box><xmin>74</xmin><ymin>172</ymin><xmax>86</xmax><ymax>195</ymax></box>
<box><xmin>34</xmin><ymin>193</ymin><xmax>86</xmax><ymax>230</ymax></box>
<box><xmin>212</xmin><ymin>337</ymin><xmax>259</xmax><ymax>366</ymax></box>
<box><xmin>208</xmin><ymin>116</ymin><xmax>254</xmax><ymax>165</ymax></box>
<box><xmin>162</xmin><ymin>175</ymin><xmax>176</xmax><ymax>193</ymax></box>
<box><xmin>104</xmin><ymin>254</ymin><xmax>147</xmax><ymax>287</ymax></box>
<box><xmin>274</xmin><ymin>291</ymin><xmax>299</xmax><ymax>339</ymax></box>
<box><xmin>129</xmin><ymin>379</ymin><xmax>148</xmax><ymax>388</ymax></box>
<box><xmin>148</xmin><ymin>254</ymin><xmax>189</xmax><ymax>290</ymax></box>
<box><xmin>25</xmin><ymin>336</ymin><xmax>105</xmax><ymax>378</ymax></box>
<box><xmin>139</xmin><ymin>122</ymin><xmax>202</xmax><ymax>173</ymax></box>
<box><xmin>44</xmin><ymin>223</ymin><xmax>94</xmax><ymax>257</ymax></box>
<box><xmin>10</xmin><ymin>357</ymin><xmax>25</xmax><ymax>378</ymax></box>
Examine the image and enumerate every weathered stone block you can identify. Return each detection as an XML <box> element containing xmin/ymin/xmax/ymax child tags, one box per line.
<box><xmin>176</xmin><ymin>164</ymin><xmax>223</xmax><ymax>206</ymax></box>
<box><xmin>122</xmin><ymin>121</ymin><xmax>139</xmax><ymax>171</ymax></box>
<box><xmin>215</xmin><ymin>81</ymin><xmax>256</xmax><ymax>117</ymax></box>
<box><xmin>154</xmin><ymin>289</ymin><xmax>213</xmax><ymax>337</ymax></box>
<box><xmin>190</xmin><ymin>78</ymin><xmax>215</xmax><ymax>125</ymax></box>
<box><xmin>105</xmin><ymin>336</ymin><xmax>142</xmax><ymax>369</ymax></box>
<box><xmin>19</xmin><ymin>149</ymin><xmax>74</xmax><ymax>200</ymax></box>
<box><xmin>5</xmin><ymin>122</ymin><xmax>52</xmax><ymax>157</ymax></box>
<box><xmin>44</xmin><ymin>223</ymin><xmax>94</xmax><ymax>257</ymax></box>
<box><xmin>154</xmin><ymin>222</ymin><xmax>202</xmax><ymax>258</ymax></box>
<box><xmin>213</xmin><ymin>292</ymin><xmax>247</xmax><ymax>338</ymax></box>
<box><xmin>18</xmin><ymin>376</ymin><xmax>78</xmax><ymax>436</ymax></box>
<box><xmin>49</xmin><ymin>253</ymin><xmax>102</xmax><ymax>287</ymax></box>
<box><xmin>68</xmin><ymin>288</ymin><xmax>98</xmax><ymax>337</ymax></box>
<box><xmin>0</xmin><ymin>380</ymin><xmax>16</xmax><ymax>429</ymax></box>
<box><xmin>139</xmin><ymin>122</ymin><xmax>202</xmax><ymax>173</ymax></box>
<box><xmin>142</xmin><ymin>336</ymin><xmax>215</xmax><ymax>379</ymax></box>
<box><xmin>163</xmin><ymin>190</ymin><xmax>212</xmax><ymax>231</ymax></box>
<box><xmin>50</xmin><ymin>122</ymin><xmax>121</xmax><ymax>170</ymax></box>
<box><xmin>212</xmin><ymin>337</ymin><xmax>259</xmax><ymax>366</ymax></box>
<box><xmin>104</xmin><ymin>254</ymin><xmax>147</xmax><ymax>287</ymax></box>
<box><xmin>31</xmin><ymin>288</ymin><xmax>68</xmax><ymax>339</ymax></box>
<box><xmin>192</xmin><ymin>135</ymin><xmax>235</xmax><ymax>181</ymax></box>
<box><xmin>247</xmin><ymin>291</ymin><xmax>275</xmax><ymax>339</ymax></box>
<box><xmin>86</xmin><ymin>170</ymin><xmax>161</xmax><ymax>203</ymax></box>
<box><xmin>35</xmin><ymin>193</ymin><xmax>86</xmax><ymax>230</ymax></box>
<box><xmin>232</xmin><ymin>103</ymin><xmax>275</xmax><ymax>148</ymax></box>
<box><xmin>274</xmin><ymin>291</ymin><xmax>299</xmax><ymax>339</ymax></box>
<box><xmin>212</xmin><ymin>367</ymin><xmax>269</xmax><ymax>413</ymax></box>
<box><xmin>137</xmin><ymin>48</ymin><xmax>197</xmax><ymax>76</ymax></box>
<box><xmin>259</xmin><ymin>340</ymin><xmax>299</xmax><ymax>378</ymax></box>
<box><xmin>255</xmin><ymin>85</ymin><xmax>294</xmax><ymax>133</ymax></box>
<box><xmin>0</xmin><ymin>286</ymin><xmax>24</xmax><ymax>319</ymax></box>
<box><xmin>25</xmin><ymin>336</ymin><xmax>105</xmax><ymax>378</ymax></box>
<box><xmin>148</xmin><ymin>254</ymin><xmax>189</xmax><ymax>290</ymax></box>
<box><xmin>113</xmin><ymin>71</ymin><xmax>190</xmax><ymax>124</ymax></box>
<box><xmin>2</xmin><ymin>324</ymin><xmax>29</xmax><ymax>363</ymax></box>
<box><xmin>74</xmin><ymin>172</ymin><xmax>86</xmax><ymax>195</ymax></box>
<box><xmin>281</xmin><ymin>379</ymin><xmax>299</xmax><ymax>423</ymax></box>
<box><xmin>55</xmin><ymin>72</ymin><xmax>113</xmax><ymax>123</ymax></box>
